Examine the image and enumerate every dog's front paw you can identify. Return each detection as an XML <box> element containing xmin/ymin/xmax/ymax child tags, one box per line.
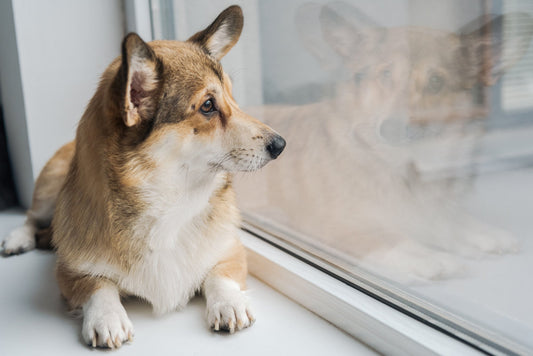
<box><xmin>2</xmin><ymin>225</ymin><xmax>35</xmax><ymax>256</ymax></box>
<box><xmin>362</xmin><ymin>241</ymin><xmax>464</xmax><ymax>283</ymax></box>
<box><xmin>82</xmin><ymin>289</ymin><xmax>134</xmax><ymax>348</ymax></box>
<box><xmin>206</xmin><ymin>283</ymin><xmax>255</xmax><ymax>333</ymax></box>
<box><xmin>82</xmin><ymin>308</ymin><xmax>134</xmax><ymax>348</ymax></box>
<box><xmin>463</xmin><ymin>224</ymin><xmax>519</xmax><ymax>255</ymax></box>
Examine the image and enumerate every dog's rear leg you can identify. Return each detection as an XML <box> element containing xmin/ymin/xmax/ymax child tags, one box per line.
<box><xmin>2</xmin><ymin>142</ymin><xmax>74</xmax><ymax>255</ymax></box>
<box><xmin>56</xmin><ymin>262</ymin><xmax>134</xmax><ymax>348</ymax></box>
<box><xmin>203</xmin><ymin>239</ymin><xmax>255</xmax><ymax>333</ymax></box>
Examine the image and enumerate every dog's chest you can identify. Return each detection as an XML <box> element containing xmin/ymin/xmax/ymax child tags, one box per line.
<box><xmin>118</xmin><ymin>207</ymin><xmax>231</xmax><ymax>314</ymax></box>
<box><xmin>117</xmin><ymin>174</ymin><xmax>231</xmax><ymax>314</ymax></box>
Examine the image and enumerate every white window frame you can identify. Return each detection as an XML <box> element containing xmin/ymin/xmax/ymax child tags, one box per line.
<box><xmin>126</xmin><ymin>2</ymin><xmax>529</xmax><ymax>355</ymax></box>
<box><xmin>124</xmin><ymin>0</ymin><xmax>154</xmax><ymax>41</ymax></box>
<box><xmin>240</xmin><ymin>229</ymin><xmax>485</xmax><ymax>356</ymax></box>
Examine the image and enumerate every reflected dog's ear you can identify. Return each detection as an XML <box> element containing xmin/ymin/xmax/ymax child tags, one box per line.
<box><xmin>319</xmin><ymin>2</ymin><xmax>384</xmax><ymax>60</ymax></box>
<box><xmin>295</xmin><ymin>3</ymin><xmax>336</xmax><ymax>69</ymax></box>
<box><xmin>120</xmin><ymin>33</ymin><xmax>161</xmax><ymax>127</ymax></box>
<box><xmin>459</xmin><ymin>13</ymin><xmax>533</xmax><ymax>86</ymax></box>
<box><xmin>188</xmin><ymin>5</ymin><xmax>244</xmax><ymax>60</ymax></box>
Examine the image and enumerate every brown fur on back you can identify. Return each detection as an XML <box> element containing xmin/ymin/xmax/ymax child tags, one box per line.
<box><xmin>26</xmin><ymin>141</ymin><xmax>75</xmax><ymax>249</ymax></box>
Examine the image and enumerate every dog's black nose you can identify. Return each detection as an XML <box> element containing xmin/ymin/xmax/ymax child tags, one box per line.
<box><xmin>266</xmin><ymin>135</ymin><xmax>286</xmax><ymax>159</ymax></box>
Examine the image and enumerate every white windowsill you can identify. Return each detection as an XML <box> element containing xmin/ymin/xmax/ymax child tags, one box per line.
<box><xmin>241</xmin><ymin>231</ymin><xmax>482</xmax><ymax>356</ymax></box>
<box><xmin>0</xmin><ymin>210</ymin><xmax>372</xmax><ymax>356</ymax></box>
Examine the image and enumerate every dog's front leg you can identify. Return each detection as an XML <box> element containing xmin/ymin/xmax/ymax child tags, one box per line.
<box><xmin>203</xmin><ymin>240</ymin><xmax>255</xmax><ymax>333</ymax></box>
<box><xmin>56</xmin><ymin>264</ymin><xmax>133</xmax><ymax>348</ymax></box>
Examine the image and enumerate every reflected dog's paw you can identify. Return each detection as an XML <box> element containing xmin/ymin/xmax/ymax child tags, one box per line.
<box><xmin>462</xmin><ymin>222</ymin><xmax>519</xmax><ymax>256</ymax></box>
<box><xmin>363</xmin><ymin>241</ymin><xmax>464</xmax><ymax>283</ymax></box>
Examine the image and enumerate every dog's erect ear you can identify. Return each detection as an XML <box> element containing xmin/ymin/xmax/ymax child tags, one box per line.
<box><xmin>296</xmin><ymin>3</ymin><xmax>338</xmax><ymax>70</ymax></box>
<box><xmin>187</xmin><ymin>5</ymin><xmax>243</xmax><ymax>60</ymax></box>
<box><xmin>459</xmin><ymin>13</ymin><xmax>533</xmax><ymax>86</ymax></box>
<box><xmin>121</xmin><ymin>33</ymin><xmax>160</xmax><ymax>127</ymax></box>
<box><xmin>319</xmin><ymin>3</ymin><xmax>383</xmax><ymax>60</ymax></box>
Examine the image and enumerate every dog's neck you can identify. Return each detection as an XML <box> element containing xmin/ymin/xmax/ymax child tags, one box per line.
<box><xmin>139</xmin><ymin>167</ymin><xmax>229</xmax><ymax>250</ymax></box>
<box><xmin>140</xmin><ymin>154</ymin><xmax>227</xmax><ymax>207</ymax></box>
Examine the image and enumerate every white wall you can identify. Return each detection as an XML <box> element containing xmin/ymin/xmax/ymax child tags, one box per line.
<box><xmin>0</xmin><ymin>0</ymin><xmax>125</xmax><ymax>207</ymax></box>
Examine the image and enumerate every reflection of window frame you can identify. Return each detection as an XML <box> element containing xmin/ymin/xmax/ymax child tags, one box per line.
<box><xmin>499</xmin><ymin>0</ymin><xmax>533</xmax><ymax>115</ymax></box>
<box><xmin>487</xmin><ymin>0</ymin><xmax>533</xmax><ymax>126</ymax></box>
<box><xmin>129</xmin><ymin>2</ymin><xmax>531</xmax><ymax>354</ymax></box>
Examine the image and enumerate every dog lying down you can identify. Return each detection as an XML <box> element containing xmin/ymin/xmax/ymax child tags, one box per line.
<box><xmin>2</xmin><ymin>6</ymin><xmax>286</xmax><ymax>348</ymax></box>
<box><xmin>236</xmin><ymin>3</ymin><xmax>532</xmax><ymax>283</ymax></box>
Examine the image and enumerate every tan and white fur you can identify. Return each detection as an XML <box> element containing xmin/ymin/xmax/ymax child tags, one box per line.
<box><xmin>2</xmin><ymin>6</ymin><xmax>285</xmax><ymax>348</ymax></box>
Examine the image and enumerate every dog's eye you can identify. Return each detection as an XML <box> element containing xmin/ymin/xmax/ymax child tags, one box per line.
<box><xmin>380</xmin><ymin>68</ymin><xmax>393</xmax><ymax>85</ymax></box>
<box><xmin>200</xmin><ymin>99</ymin><xmax>217</xmax><ymax>116</ymax></box>
<box><xmin>426</xmin><ymin>74</ymin><xmax>445</xmax><ymax>94</ymax></box>
<box><xmin>353</xmin><ymin>68</ymin><xmax>368</xmax><ymax>86</ymax></box>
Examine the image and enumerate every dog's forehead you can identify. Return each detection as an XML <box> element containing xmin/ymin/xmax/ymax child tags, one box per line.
<box><xmin>407</xmin><ymin>29</ymin><xmax>460</xmax><ymax>62</ymax></box>
<box><xmin>151</xmin><ymin>40</ymin><xmax>224</xmax><ymax>86</ymax></box>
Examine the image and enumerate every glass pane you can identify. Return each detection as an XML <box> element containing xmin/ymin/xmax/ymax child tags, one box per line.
<box><xmin>154</xmin><ymin>0</ymin><xmax>533</xmax><ymax>352</ymax></box>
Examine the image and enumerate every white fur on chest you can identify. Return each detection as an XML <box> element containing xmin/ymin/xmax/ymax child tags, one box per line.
<box><xmin>119</xmin><ymin>166</ymin><xmax>232</xmax><ymax>314</ymax></box>
<box><xmin>119</xmin><ymin>221</ymin><xmax>233</xmax><ymax>315</ymax></box>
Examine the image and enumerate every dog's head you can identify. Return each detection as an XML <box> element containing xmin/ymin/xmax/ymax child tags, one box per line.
<box><xmin>297</xmin><ymin>2</ymin><xmax>533</xmax><ymax>144</ymax></box>
<box><xmin>105</xmin><ymin>5</ymin><xmax>284</xmax><ymax>174</ymax></box>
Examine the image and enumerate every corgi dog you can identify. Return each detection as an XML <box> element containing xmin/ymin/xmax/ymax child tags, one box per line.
<box><xmin>236</xmin><ymin>3</ymin><xmax>532</xmax><ymax>282</ymax></box>
<box><xmin>2</xmin><ymin>5</ymin><xmax>285</xmax><ymax>348</ymax></box>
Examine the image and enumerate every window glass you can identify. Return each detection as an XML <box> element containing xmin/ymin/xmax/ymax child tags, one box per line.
<box><xmin>152</xmin><ymin>0</ymin><xmax>533</xmax><ymax>352</ymax></box>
